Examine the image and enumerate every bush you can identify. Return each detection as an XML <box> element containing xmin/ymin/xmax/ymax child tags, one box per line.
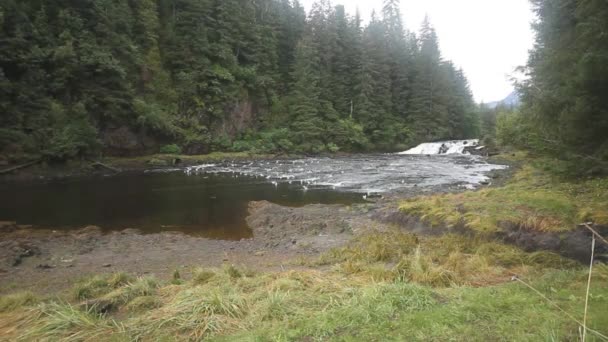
<box><xmin>231</xmin><ymin>128</ymin><xmax>296</xmax><ymax>154</ymax></box>
<box><xmin>160</xmin><ymin>144</ymin><xmax>182</xmax><ymax>154</ymax></box>
<box><xmin>327</xmin><ymin>143</ymin><xmax>340</xmax><ymax>153</ymax></box>
<box><xmin>134</xmin><ymin>99</ymin><xmax>178</xmax><ymax>136</ymax></box>
<box><xmin>43</xmin><ymin>102</ymin><xmax>100</xmax><ymax>161</ymax></box>
<box><xmin>329</xmin><ymin>119</ymin><xmax>369</xmax><ymax>151</ymax></box>
<box><xmin>211</xmin><ymin>135</ymin><xmax>232</xmax><ymax>151</ymax></box>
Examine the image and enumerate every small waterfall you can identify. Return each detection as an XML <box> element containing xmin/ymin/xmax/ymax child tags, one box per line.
<box><xmin>398</xmin><ymin>139</ymin><xmax>479</xmax><ymax>155</ymax></box>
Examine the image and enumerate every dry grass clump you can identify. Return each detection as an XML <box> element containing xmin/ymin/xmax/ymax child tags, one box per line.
<box><xmin>18</xmin><ymin>302</ymin><xmax>122</xmax><ymax>341</ymax></box>
<box><xmin>72</xmin><ymin>272</ymin><xmax>134</xmax><ymax>300</ymax></box>
<box><xmin>91</xmin><ymin>276</ymin><xmax>160</xmax><ymax>312</ymax></box>
<box><xmin>317</xmin><ymin>231</ymin><xmax>419</xmax><ymax>265</ymax></box>
<box><xmin>0</xmin><ymin>291</ymin><xmax>38</xmax><ymax>313</ymax></box>
<box><xmin>135</xmin><ymin>286</ymin><xmax>248</xmax><ymax>340</ymax></box>
<box><xmin>316</xmin><ymin>231</ymin><xmax>578</xmax><ymax>287</ymax></box>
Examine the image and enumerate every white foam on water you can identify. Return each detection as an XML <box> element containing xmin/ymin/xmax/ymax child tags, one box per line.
<box><xmin>398</xmin><ymin>139</ymin><xmax>480</xmax><ymax>155</ymax></box>
<box><xmin>184</xmin><ymin>153</ymin><xmax>507</xmax><ymax>194</ymax></box>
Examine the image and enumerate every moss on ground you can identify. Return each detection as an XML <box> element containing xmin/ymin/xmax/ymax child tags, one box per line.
<box><xmin>400</xmin><ymin>153</ymin><xmax>608</xmax><ymax>233</ymax></box>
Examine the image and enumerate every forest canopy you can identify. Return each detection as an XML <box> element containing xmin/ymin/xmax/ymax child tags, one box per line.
<box><xmin>0</xmin><ymin>0</ymin><xmax>479</xmax><ymax>160</ymax></box>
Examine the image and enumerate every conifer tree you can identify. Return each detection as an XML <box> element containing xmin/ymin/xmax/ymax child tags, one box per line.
<box><xmin>0</xmin><ymin>0</ymin><xmax>480</xmax><ymax>159</ymax></box>
<box><xmin>520</xmin><ymin>0</ymin><xmax>608</xmax><ymax>161</ymax></box>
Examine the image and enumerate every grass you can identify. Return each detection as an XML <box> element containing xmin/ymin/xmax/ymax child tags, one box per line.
<box><xmin>1</xmin><ymin>233</ymin><xmax>605</xmax><ymax>341</ymax></box>
<box><xmin>312</xmin><ymin>231</ymin><xmax>579</xmax><ymax>287</ymax></box>
<box><xmin>0</xmin><ymin>291</ymin><xmax>38</xmax><ymax>313</ymax></box>
<box><xmin>399</xmin><ymin>152</ymin><xmax>608</xmax><ymax>233</ymax></box>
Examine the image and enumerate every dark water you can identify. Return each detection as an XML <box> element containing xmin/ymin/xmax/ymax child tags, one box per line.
<box><xmin>0</xmin><ymin>172</ymin><xmax>365</xmax><ymax>240</ymax></box>
<box><xmin>0</xmin><ymin>154</ymin><xmax>506</xmax><ymax>240</ymax></box>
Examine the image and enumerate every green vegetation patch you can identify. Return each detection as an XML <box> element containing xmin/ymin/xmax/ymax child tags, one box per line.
<box><xmin>0</xmin><ymin>291</ymin><xmax>38</xmax><ymax>313</ymax></box>
<box><xmin>1</xmin><ymin>237</ymin><xmax>606</xmax><ymax>341</ymax></box>
<box><xmin>313</xmin><ymin>231</ymin><xmax>578</xmax><ymax>287</ymax></box>
<box><xmin>400</xmin><ymin>155</ymin><xmax>608</xmax><ymax>233</ymax></box>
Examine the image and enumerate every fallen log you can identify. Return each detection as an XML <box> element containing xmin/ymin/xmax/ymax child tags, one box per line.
<box><xmin>90</xmin><ymin>161</ymin><xmax>122</xmax><ymax>173</ymax></box>
<box><xmin>0</xmin><ymin>159</ymin><xmax>42</xmax><ymax>175</ymax></box>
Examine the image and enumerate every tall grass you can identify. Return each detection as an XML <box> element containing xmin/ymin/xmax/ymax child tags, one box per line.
<box><xmin>400</xmin><ymin>159</ymin><xmax>608</xmax><ymax>233</ymax></box>
<box><xmin>0</xmin><ymin>292</ymin><xmax>38</xmax><ymax>313</ymax></box>
<box><xmin>2</xmin><ymin>233</ymin><xmax>605</xmax><ymax>341</ymax></box>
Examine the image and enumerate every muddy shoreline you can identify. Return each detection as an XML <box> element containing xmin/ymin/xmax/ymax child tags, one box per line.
<box><xmin>0</xmin><ymin>199</ymin><xmax>389</xmax><ymax>295</ymax></box>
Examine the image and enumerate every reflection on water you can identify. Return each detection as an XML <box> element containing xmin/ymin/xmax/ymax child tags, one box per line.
<box><xmin>0</xmin><ymin>154</ymin><xmax>506</xmax><ymax>240</ymax></box>
<box><xmin>0</xmin><ymin>173</ymin><xmax>364</xmax><ymax>240</ymax></box>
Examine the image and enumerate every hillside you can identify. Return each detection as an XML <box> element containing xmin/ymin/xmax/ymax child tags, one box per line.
<box><xmin>0</xmin><ymin>0</ymin><xmax>479</xmax><ymax>163</ymax></box>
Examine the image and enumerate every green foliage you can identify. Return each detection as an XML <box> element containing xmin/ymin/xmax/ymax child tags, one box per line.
<box><xmin>232</xmin><ymin>128</ymin><xmax>295</xmax><ymax>154</ymax></box>
<box><xmin>1</xmin><ymin>0</ymin><xmax>478</xmax><ymax>160</ymax></box>
<box><xmin>516</xmin><ymin>0</ymin><xmax>608</xmax><ymax>171</ymax></box>
<box><xmin>159</xmin><ymin>144</ymin><xmax>182</xmax><ymax>155</ymax></box>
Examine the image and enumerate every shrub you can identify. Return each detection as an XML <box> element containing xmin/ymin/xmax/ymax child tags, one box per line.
<box><xmin>160</xmin><ymin>144</ymin><xmax>182</xmax><ymax>154</ymax></box>
<box><xmin>327</xmin><ymin>143</ymin><xmax>340</xmax><ymax>153</ymax></box>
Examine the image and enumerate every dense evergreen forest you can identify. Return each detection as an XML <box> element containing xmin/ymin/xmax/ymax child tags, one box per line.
<box><xmin>494</xmin><ymin>0</ymin><xmax>608</xmax><ymax>173</ymax></box>
<box><xmin>0</xmin><ymin>0</ymin><xmax>479</xmax><ymax>161</ymax></box>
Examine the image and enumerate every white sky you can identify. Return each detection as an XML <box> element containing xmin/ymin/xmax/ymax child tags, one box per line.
<box><xmin>301</xmin><ymin>0</ymin><xmax>535</xmax><ymax>103</ymax></box>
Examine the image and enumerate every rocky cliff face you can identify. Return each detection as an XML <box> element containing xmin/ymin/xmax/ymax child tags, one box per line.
<box><xmin>102</xmin><ymin>126</ymin><xmax>159</xmax><ymax>157</ymax></box>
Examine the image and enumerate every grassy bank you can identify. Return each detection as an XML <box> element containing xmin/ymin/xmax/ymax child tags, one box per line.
<box><xmin>2</xmin><ymin>151</ymin><xmax>607</xmax><ymax>341</ymax></box>
<box><xmin>400</xmin><ymin>152</ymin><xmax>608</xmax><ymax>233</ymax></box>
<box><xmin>1</xmin><ymin>232</ymin><xmax>606</xmax><ymax>341</ymax></box>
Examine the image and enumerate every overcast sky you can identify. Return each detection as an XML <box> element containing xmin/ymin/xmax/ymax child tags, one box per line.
<box><xmin>301</xmin><ymin>0</ymin><xmax>535</xmax><ymax>103</ymax></box>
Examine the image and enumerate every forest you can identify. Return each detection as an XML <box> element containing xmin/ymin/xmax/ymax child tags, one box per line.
<box><xmin>490</xmin><ymin>0</ymin><xmax>608</xmax><ymax>173</ymax></box>
<box><xmin>0</xmin><ymin>0</ymin><xmax>479</xmax><ymax>160</ymax></box>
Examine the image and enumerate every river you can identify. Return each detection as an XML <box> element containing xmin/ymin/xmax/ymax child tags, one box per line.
<box><xmin>0</xmin><ymin>146</ymin><xmax>506</xmax><ymax>239</ymax></box>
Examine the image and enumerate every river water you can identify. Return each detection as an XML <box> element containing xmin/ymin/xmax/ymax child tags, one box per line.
<box><xmin>0</xmin><ymin>153</ymin><xmax>506</xmax><ymax>239</ymax></box>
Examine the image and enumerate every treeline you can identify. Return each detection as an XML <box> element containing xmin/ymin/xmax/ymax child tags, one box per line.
<box><xmin>493</xmin><ymin>0</ymin><xmax>608</xmax><ymax>174</ymax></box>
<box><xmin>0</xmin><ymin>0</ymin><xmax>478</xmax><ymax>160</ymax></box>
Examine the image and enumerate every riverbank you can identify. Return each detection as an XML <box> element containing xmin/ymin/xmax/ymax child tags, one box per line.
<box><xmin>0</xmin><ymin>200</ymin><xmax>383</xmax><ymax>295</ymax></box>
<box><xmin>1</xmin><ymin>152</ymin><xmax>607</xmax><ymax>340</ymax></box>
<box><xmin>0</xmin><ymin>152</ymin><xmax>286</xmax><ymax>183</ymax></box>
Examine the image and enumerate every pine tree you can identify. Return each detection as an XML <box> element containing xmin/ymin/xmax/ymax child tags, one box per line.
<box><xmin>287</xmin><ymin>35</ymin><xmax>326</xmax><ymax>151</ymax></box>
<box><xmin>409</xmin><ymin>16</ymin><xmax>449</xmax><ymax>142</ymax></box>
<box><xmin>521</xmin><ymin>0</ymin><xmax>608</xmax><ymax>161</ymax></box>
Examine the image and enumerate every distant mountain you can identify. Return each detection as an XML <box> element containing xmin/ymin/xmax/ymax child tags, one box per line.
<box><xmin>484</xmin><ymin>91</ymin><xmax>521</xmax><ymax>109</ymax></box>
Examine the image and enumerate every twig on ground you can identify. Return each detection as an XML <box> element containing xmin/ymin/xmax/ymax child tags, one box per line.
<box><xmin>0</xmin><ymin>159</ymin><xmax>42</xmax><ymax>175</ymax></box>
<box><xmin>580</xmin><ymin>223</ymin><xmax>608</xmax><ymax>246</ymax></box>
<box><xmin>582</xmin><ymin>236</ymin><xmax>595</xmax><ymax>342</ymax></box>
